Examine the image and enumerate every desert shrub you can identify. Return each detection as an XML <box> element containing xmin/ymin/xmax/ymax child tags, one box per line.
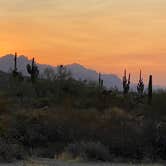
<box><xmin>2</xmin><ymin>94</ymin><xmax>166</xmax><ymax>161</ymax></box>
<box><xmin>63</xmin><ymin>142</ymin><xmax>111</xmax><ymax>161</ymax></box>
<box><xmin>0</xmin><ymin>137</ymin><xmax>25</xmax><ymax>162</ymax></box>
<box><xmin>5</xmin><ymin>108</ymin><xmax>144</xmax><ymax>160</ymax></box>
<box><xmin>32</xmin><ymin>97</ymin><xmax>52</xmax><ymax>108</ymax></box>
<box><xmin>149</xmin><ymin>91</ymin><xmax>166</xmax><ymax>118</ymax></box>
<box><xmin>0</xmin><ymin>97</ymin><xmax>10</xmax><ymax>114</ymax></box>
<box><xmin>8</xmin><ymin>110</ymin><xmax>50</xmax><ymax>148</ymax></box>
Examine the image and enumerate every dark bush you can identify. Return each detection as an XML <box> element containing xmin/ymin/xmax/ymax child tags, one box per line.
<box><xmin>64</xmin><ymin>142</ymin><xmax>111</xmax><ymax>161</ymax></box>
<box><xmin>0</xmin><ymin>138</ymin><xmax>25</xmax><ymax>162</ymax></box>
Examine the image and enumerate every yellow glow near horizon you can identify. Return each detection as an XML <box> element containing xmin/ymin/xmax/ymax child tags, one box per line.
<box><xmin>0</xmin><ymin>0</ymin><xmax>166</xmax><ymax>85</ymax></box>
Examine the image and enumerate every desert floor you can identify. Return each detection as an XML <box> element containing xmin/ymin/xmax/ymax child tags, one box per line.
<box><xmin>0</xmin><ymin>159</ymin><xmax>164</xmax><ymax>166</ymax></box>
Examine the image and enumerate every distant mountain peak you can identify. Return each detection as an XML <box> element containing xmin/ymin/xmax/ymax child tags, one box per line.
<box><xmin>67</xmin><ymin>63</ymin><xmax>85</xmax><ymax>68</ymax></box>
<box><xmin>1</xmin><ymin>54</ymin><xmax>13</xmax><ymax>58</ymax></box>
<box><xmin>19</xmin><ymin>55</ymin><xmax>29</xmax><ymax>60</ymax></box>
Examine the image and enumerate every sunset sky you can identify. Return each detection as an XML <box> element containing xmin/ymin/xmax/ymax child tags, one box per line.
<box><xmin>0</xmin><ymin>0</ymin><xmax>166</xmax><ymax>85</ymax></box>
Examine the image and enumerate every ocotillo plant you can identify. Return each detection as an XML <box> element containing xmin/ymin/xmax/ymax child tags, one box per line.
<box><xmin>122</xmin><ymin>69</ymin><xmax>130</xmax><ymax>95</ymax></box>
<box><xmin>137</xmin><ymin>70</ymin><xmax>144</xmax><ymax>97</ymax></box>
<box><xmin>26</xmin><ymin>58</ymin><xmax>39</xmax><ymax>82</ymax></box>
<box><xmin>148</xmin><ymin>75</ymin><xmax>153</xmax><ymax>104</ymax></box>
<box><xmin>99</xmin><ymin>73</ymin><xmax>103</xmax><ymax>89</ymax></box>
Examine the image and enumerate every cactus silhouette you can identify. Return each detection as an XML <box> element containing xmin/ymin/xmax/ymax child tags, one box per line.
<box><xmin>26</xmin><ymin>58</ymin><xmax>39</xmax><ymax>82</ymax></box>
<box><xmin>12</xmin><ymin>52</ymin><xmax>23</xmax><ymax>80</ymax></box>
<box><xmin>12</xmin><ymin>52</ymin><xmax>18</xmax><ymax>77</ymax></box>
<box><xmin>122</xmin><ymin>69</ymin><xmax>130</xmax><ymax>95</ymax></box>
<box><xmin>137</xmin><ymin>70</ymin><xmax>144</xmax><ymax>97</ymax></box>
<box><xmin>99</xmin><ymin>73</ymin><xmax>103</xmax><ymax>89</ymax></box>
<box><xmin>148</xmin><ymin>75</ymin><xmax>153</xmax><ymax>104</ymax></box>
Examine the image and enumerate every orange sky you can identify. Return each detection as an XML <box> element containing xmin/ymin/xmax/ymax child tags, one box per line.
<box><xmin>0</xmin><ymin>0</ymin><xmax>166</xmax><ymax>86</ymax></box>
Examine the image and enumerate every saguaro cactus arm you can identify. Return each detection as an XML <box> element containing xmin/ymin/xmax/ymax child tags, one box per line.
<box><xmin>26</xmin><ymin>64</ymin><xmax>32</xmax><ymax>74</ymax></box>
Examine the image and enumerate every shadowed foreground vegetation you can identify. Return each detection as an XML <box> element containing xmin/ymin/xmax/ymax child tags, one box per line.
<box><xmin>0</xmin><ymin>57</ymin><xmax>165</xmax><ymax>163</ymax></box>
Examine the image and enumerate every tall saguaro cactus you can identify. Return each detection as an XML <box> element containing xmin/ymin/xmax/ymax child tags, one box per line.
<box><xmin>99</xmin><ymin>73</ymin><xmax>103</xmax><ymax>89</ymax></box>
<box><xmin>122</xmin><ymin>69</ymin><xmax>130</xmax><ymax>95</ymax></box>
<box><xmin>26</xmin><ymin>58</ymin><xmax>39</xmax><ymax>82</ymax></box>
<box><xmin>12</xmin><ymin>52</ymin><xmax>18</xmax><ymax>77</ymax></box>
<box><xmin>148</xmin><ymin>75</ymin><xmax>153</xmax><ymax>104</ymax></box>
<box><xmin>14</xmin><ymin>52</ymin><xmax>17</xmax><ymax>72</ymax></box>
<box><xmin>137</xmin><ymin>70</ymin><xmax>144</xmax><ymax>97</ymax></box>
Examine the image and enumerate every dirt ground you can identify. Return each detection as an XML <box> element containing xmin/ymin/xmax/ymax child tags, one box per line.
<box><xmin>0</xmin><ymin>159</ymin><xmax>164</xmax><ymax>166</ymax></box>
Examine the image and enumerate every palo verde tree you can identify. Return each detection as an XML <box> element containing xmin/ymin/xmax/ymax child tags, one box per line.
<box><xmin>137</xmin><ymin>70</ymin><xmax>144</xmax><ymax>97</ymax></box>
<box><xmin>55</xmin><ymin>65</ymin><xmax>71</xmax><ymax>100</ymax></box>
<box><xmin>122</xmin><ymin>69</ymin><xmax>130</xmax><ymax>95</ymax></box>
<box><xmin>43</xmin><ymin>67</ymin><xmax>55</xmax><ymax>81</ymax></box>
<box><xmin>26</xmin><ymin>58</ymin><xmax>39</xmax><ymax>83</ymax></box>
<box><xmin>56</xmin><ymin>65</ymin><xmax>71</xmax><ymax>80</ymax></box>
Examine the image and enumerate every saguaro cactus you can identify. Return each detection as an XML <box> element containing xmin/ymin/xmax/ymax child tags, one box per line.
<box><xmin>99</xmin><ymin>73</ymin><xmax>103</xmax><ymax>89</ymax></box>
<box><xmin>12</xmin><ymin>52</ymin><xmax>18</xmax><ymax>77</ymax></box>
<box><xmin>26</xmin><ymin>58</ymin><xmax>39</xmax><ymax>82</ymax></box>
<box><xmin>12</xmin><ymin>52</ymin><xmax>23</xmax><ymax>81</ymax></box>
<box><xmin>122</xmin><ymin>69</ymin><xmax>130</xmax><ymax>95</ymax></box>
<box><xmin>137</xmin><ymin>70</ymin><xmax>144</xmax><ymax>97</ymax></box>
<box><xmin>14</xmin><ymin>52</ymin><xmax>17</xmax><ymax>72</ymax></box>
<box><xmin>148</xmin><ymin>75</ymin><xmax>153</xmax><ymax>104</ymax></box>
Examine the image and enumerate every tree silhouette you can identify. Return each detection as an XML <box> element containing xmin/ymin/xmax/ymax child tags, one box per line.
<box><xmin>56</xmin><ymin>65</ymin><xmax>71</xmax><ymax>80</ymax></box>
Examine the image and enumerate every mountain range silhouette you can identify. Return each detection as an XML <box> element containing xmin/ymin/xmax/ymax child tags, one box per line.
<box><xmin>0</xmin><ymin>54</ymin><xmax>122</xmax><ymax>89</ymax></box>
